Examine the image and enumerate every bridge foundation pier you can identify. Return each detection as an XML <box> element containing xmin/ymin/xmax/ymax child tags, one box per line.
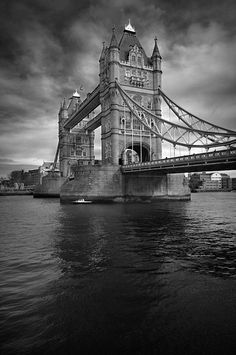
<box><xmin>124</xmin><ymin>172</ymin><xmax>190</xmax><ymax>201</ymax></box>
<box><xmin>60</xmin><ymin>165</ymin><xmax>124</xmax><ymax>203</ymax></box>
<box><xmin>60</xmin><ymin>166</ymin><xmax>190</xmax><ymax>203</ymax></box>
<box><xmin>34</xmin><ymin>173</ymin><xmax>66</xmax><ymax>198</ymax></box>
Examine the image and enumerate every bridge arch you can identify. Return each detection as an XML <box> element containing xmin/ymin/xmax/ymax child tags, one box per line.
<box><xmin>120</xmin><ymin>142</ymin><xmax>150</xmax><ymax>165</ymax></box>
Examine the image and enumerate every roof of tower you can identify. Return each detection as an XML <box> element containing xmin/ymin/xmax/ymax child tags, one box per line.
<box><xmin>119</xmin><ymin>23</ymin><xmax>152</xmax><ymax>66</ymax></box>
<box><xmin>119</xmin><ymin>21</ymin><xmax>152</xmax><ymax>65</ymax></box>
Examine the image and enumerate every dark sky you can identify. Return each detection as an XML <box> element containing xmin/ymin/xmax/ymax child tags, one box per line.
<box><xmin>0</xmin><ymin>0</ymin><xmax>236</xmax><ymax>173</ymax></box>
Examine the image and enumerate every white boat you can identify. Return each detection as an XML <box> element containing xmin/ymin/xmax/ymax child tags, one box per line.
<box><xmin>72</xmin><ymin>199</ymin><xmax>92</xmax><ymax>204</ymax></box>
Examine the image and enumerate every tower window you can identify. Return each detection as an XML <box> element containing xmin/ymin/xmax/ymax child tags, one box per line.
<box><xmin>76</xmin><ymin>148</ymin><xmax>82</xmax><ymax>156</ymax></box>
<box><xmin>125</xmin><ymin>69</ymin><xmax>131</xmax><ymax>77</ymax></box>
<box><xmin>137</xmin><ymin>56</ymin><xmax>142</xmax><ymax>66</ymax></box>
<box><xmin>131</xmin><ymin>54</ymin><xmax>136</xmax><ymax>65</ymax></box>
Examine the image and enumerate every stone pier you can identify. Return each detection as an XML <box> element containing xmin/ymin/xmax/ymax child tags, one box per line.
<box><xmin>60</xmin><ymin>166</ymin><xmax>190</xmax><ymax>203</ymax></box>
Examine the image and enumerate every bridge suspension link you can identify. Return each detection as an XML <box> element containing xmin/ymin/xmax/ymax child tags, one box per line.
<box><xmin>116</xmin><ymin>81</ymin><xmax>236</xmax><ymax>149</ymax></box>
<box><xmin>158</xmin><ymin>88</ymin><xmax>236</xmax><ymax>135</ymax></box>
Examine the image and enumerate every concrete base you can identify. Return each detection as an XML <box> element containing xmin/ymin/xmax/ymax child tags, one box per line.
<box><xmin>34</xmin><ymin>174</ymin><xmax>66</xmax><ymax>198</ymax></box>
<box><xmin>60</xmin><ymin>165</ymin><xmax>190</xmax><ymax>203</ymax></box>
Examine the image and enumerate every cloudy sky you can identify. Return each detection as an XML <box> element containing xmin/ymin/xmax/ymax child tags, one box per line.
<box><xmin>0</xmin><ymin>0</ymin><xmax>236</xmax><ymax>176</ymax></box>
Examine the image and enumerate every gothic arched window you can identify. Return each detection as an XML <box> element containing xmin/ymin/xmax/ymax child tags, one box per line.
<box><xmin>120</xmin><ymin>117</ymin><xmax>125</xmax><ymax>129</ymax></box>
<box><xmin>137</xmin><ymin>55</ymin><xmax>142</xmax><ymax>66</ymax></box>
<box><xmin>131</xmin><ymin>54</ymin><xmax>136</xmax><ymax>65</ymax></box>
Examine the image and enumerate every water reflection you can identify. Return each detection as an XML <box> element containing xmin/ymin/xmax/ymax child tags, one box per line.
<box><xmin>1</xmin><ymin>194</ymin><xmax>236</xmax><ymax>354</ymax></box>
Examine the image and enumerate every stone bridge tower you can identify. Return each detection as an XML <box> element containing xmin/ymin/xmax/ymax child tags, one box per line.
<box><xmin>99</xmin><ymin>21</ymin><xmax>162</xmax><ymax>165</ymax></box>
<box><xmin>58</xmin><ymin>90</ymin><xmax>95</xmax><ymax>177</ymax></box>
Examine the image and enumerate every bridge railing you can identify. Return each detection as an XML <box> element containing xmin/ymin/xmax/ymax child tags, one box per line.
<box><xmin>122</xmin><ymin>148</ymin><xmax>236</xmax><ymax>171</ymax></box>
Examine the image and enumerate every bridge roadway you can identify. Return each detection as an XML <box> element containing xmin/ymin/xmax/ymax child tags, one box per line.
<box><xmin>121</xmin><ymin>148</ymin><xmax>236</xmax><ymax>174</ymax></box>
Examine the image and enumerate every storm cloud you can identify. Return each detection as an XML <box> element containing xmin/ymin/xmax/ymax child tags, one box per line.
<box><xmin>0</xmin><ymin>0</ymin><xmax>235</xmax><ymax>174</ymax></box>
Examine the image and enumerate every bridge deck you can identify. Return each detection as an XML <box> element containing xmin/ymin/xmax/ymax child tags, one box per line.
<box><xmin>121</xmin><ymin>149</ymin><xmax>236</xmax><ymax>174</ymax></box>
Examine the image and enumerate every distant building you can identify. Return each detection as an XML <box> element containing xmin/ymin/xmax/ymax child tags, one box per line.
<box><xmin>23</xmin><ymin>168</ymin><xmax>41</xmax><ymax>186</ymax></box>
<box><xmin>189</xmin><ymin>172</ymin><xmax>232</xmax><ymax>191</ymax></box>
<box><xmin>3</xmin><ymin>162</ymin><xmax>60</xmax><ymax>189</ymax></box>
<box><xmin>202</xmin><ymin>179</ymin><xmax>221</xmax><ymax>191</ymax></box>
<box><xmin>231</xmin><ymin>178</ymin><xmax>236</xmax><ymax>190</ymax></box>
<box><xmin>200</xmin><ymin>172</ymin><xmax>211</xmax><ymax>183</ymax></box>
<box><xmin>221</xmin><ymin>174</ymin><xmax>232</xmax><ymax>190</ymax></box>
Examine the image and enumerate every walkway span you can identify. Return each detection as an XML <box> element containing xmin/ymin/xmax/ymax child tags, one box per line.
<box><xmin>64</xmin><ymin>85</ymin><xmax>100</xmax><ymax>130</ymax></box>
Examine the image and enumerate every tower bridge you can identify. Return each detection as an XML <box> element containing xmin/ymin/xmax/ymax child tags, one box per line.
<box><xmin>37</xmin><ymin>21</ymin><xmax>236</xmax><ymax>201</ymax></box>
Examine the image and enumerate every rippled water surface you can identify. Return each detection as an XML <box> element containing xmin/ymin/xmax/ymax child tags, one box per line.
<box><xmin>0</xmin><ymin>193</ymin><xmax>236</xmax><ymax>354</ymax></box>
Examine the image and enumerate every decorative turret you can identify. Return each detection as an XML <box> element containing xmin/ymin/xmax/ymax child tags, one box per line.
<box><xmin>67</xmin><ymin>89</ymin><xmax>82</xmax><ymax>116</ymax></box>
<box><xmin>108</xmin><ymin>27</ymin><xmax>120</xmax><ymax>82</ymax></box>
<box><xmin>99</xmin><ymin>41</ymin><xmax>106</xmax><ymax>61</ymax></box>
<box><xmin>59</xmin><ymin>98</ymin><xmax>68</xmax><ymax>120</ymax></box>
<box><xmin>72</xmin><ymin>89</ymin><xmax>82</xmax><ymax>106</ymax></box>
<box><xmin>99</xmin><ymin>41</ymin><xmax>106</xmax><ymax>76</ymax></box>
<box><xmin>152</xmin><ymin>37</ymin><xmax>161</xmax><ymax>59</ymax></box>
<box><xmin>152</xmin><ymin>37</ymin><xmax>162</xmax><ymax>90</ymax></box>
<box><xmin>109</xmin><ymin>27</ymin><xmax>118</xmax><ymax>48</ymax></box>
<box><xmin>151</xmin><ymin>37</ymin><xmax>161</xmax><ymax>76</ymax></box>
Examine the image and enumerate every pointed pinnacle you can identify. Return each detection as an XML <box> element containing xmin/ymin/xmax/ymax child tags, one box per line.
<box><xmin>152</xmin><ymin>36</ymin><xmax>161</xmax><ymax>58</ymax></box>
<box><xmin>109</xmin><ymin>26</ymin><xmax>118</xmax><ymax>48</ymax></box>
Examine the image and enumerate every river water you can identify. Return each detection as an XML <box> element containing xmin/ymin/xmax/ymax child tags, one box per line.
<box><xmin>0</xmin><ymin>193</ymin><xmax>236</xmax><ymax>355</ymax></box>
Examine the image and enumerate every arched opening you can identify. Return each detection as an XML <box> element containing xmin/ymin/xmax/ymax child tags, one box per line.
<box><xmin>121</xmin><ymin>144</ymin><xmax>149</xmax><ymax>164</ymax></box>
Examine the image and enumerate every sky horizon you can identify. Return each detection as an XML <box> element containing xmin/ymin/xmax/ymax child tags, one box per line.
<box><xmin>0</xmin><ymin>0</ymin><xmax>236</xmax><ymax>177</ymax></box>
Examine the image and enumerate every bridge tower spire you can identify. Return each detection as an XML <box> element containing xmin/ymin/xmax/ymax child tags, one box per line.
<box><xmin>152</xmin><ymin>37</ymin><xmax>162</xmax><ymax>155</ymax></box>
<box><xmin>58</xmin><ymin>98</ymin><xmax>69</xmax><ymax>177</ymax></box>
